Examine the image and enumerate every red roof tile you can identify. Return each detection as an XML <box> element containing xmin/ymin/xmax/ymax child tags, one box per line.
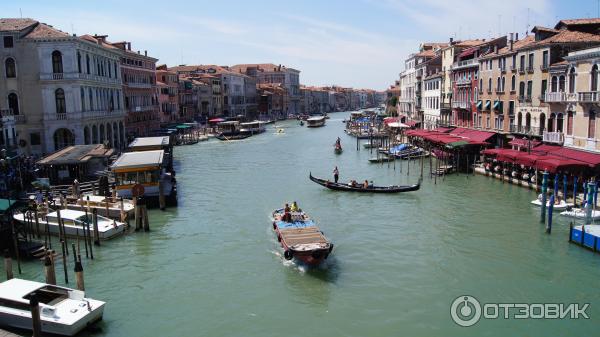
<box><xmin>0</xmin><ymin>18</ymin><xmax>37</xmax><ymax>32</ymax></box>
<box><xmin>23</xmin><ymin>22</ymin><xmax>69</xmax><ymax>39</ymax></box>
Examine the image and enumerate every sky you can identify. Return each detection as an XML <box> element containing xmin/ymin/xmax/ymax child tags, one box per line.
<box><xmin>3</xmin><ymin>0</ymin><xmax>599</xmax><ymax>90</ymax></box>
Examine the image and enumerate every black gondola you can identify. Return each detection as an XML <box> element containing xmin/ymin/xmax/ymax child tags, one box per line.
<box><xmin>309</xmin><ymin>173</ymin><xmax>420</xmax><ymax>193</ymax></box>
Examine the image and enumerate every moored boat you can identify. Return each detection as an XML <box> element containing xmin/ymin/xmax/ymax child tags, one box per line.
<box><xmin>58</xmin><ymin>194</ymin><xmax>134</xmax><ymax>220</ymax></box>
<box><xmin>561</xmin><ymin>208</ymin><xmax>600</xmax><ymax>220</ymax></box>
<box><xmin>306</xmin><ymin>116</ymin><xmax>326</xmax><ymax>128</ymax></box>
<box><xmin>369</xmin><ymin>156</ymin><xmax>395</xmax><ymax>163</ymax></box>
<box><xmin>530</xmin><ymin>198</ymin><xmax>573</xmax><ymax>211</ymax></box>
<box><xmin>0</xmin><ymin>278</ymin><xmax>105</xmax><ymax>336</ymax></box>
<box><xmin>272</xmin><ymin>208</ymin><xmax>333</xmax><ymax>266</ymax></box>
<box><xmin>14</xmin><ymin>209</ymin><xmax>126</xmax><ymax>240</ymax></box>
<box><xmin>309</xmin><ymin>173</ymin><xmax>420</xmax><ymax>193</ymax></box>
<box><xmin>215</xmin><ymin>121</ymin><xmax>252</xmax><ymax>140</ymax></box>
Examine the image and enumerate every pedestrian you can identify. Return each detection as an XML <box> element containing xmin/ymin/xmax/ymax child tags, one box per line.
<box><xmin>333</xmin><ymin>166</ymin><xmax>339</xmax><ymax>183</ymax></box>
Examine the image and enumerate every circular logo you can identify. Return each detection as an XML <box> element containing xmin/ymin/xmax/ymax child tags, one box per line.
<box><xmin>451</xmin><ymin>295</ymin><xmax>481</xmax><ymax>327</ymax></box>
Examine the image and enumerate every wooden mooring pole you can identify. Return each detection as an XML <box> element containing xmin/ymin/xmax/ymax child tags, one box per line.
<box><xmin>4</xmin><ymin>250</ymin><xmax>13</xmax><ymax>280</ymax></box>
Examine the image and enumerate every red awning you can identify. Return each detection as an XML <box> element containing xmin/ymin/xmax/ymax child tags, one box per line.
<box><xmin>481</xmin><ymin>148</ymin><xmax>503</xmax><ymax>156</ymax></box>
<box><xmin>383</xmin><ymin>117</ymin><xmax>399</xmax><ymax>125</ymax></box>
<box><xmin>508</xmin><ymin>138</ymin><xmax>541</xmax><ymax>148</ymax></box>
<box><xmin>449</xmin><ymin>127</ymin><xmax>470</xmax><ymax>135</ymax></box>
<box><xmin>496</xmin><ymin>149</ymin><xmax>525</xmax><ymax>163</ymax></box>
<box><xmin>405</xmin><ymin>120</ymin><xmax>419</xmax><ymax>127</ymax></box>
<box><xmin>463</xmin><ymin>130</ymin><xmax>496</xmax><ymax>142</ymax></box>
<box><xmin>208</xmin><ymin>118</ymin><xmax>225</xmax><ymax>123</ymax></box>
<box><xmin>531</xmin><ymin>144</ymin><xmax>561</xmax><ymax>154</ymax></box>
<box><xmin>535</xmin><ymin>157</ymin><xmax>589</xmax><ymax>174</ymax></box>
<box><xmin>433</xmin><ymin>127</ymin><xmax>454</xmax><ymax>133</ymax></box>
<box><xmin>549</xmin><ymin>147</ymin><xmax>600</xmax><ymax>167</ymax></box>
<box><xmin>459</xmin><ymin>47</ymin><xmax>478</xmax><ymax>58</ymax></box>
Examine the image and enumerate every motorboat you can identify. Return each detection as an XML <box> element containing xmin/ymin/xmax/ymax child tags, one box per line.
<box><xmin>58</xmin><ymin>194</ymin><xmax>134</xmax><ymax>220</ymax></box>
<box><xmin>271</xmin><ymin>208</ymin><xmax>333</xmax><ymax>266</ymax></box>
<box><xmin>14</xmin><ymin>209</ymin><xmax>126</xmax><ymax>240</ymax></box>
<box><xmin>530</xmin><ymin>197</ymin><xmax>573</xmax><ymax>211</ymax></box>
<box><xmin>0</xmin><ymin>278</ymin><xmax>104</xmax><ymax>336</ymax></box>
<box><xmin>561</xmin><ymin>208</ymin><xmax>600</xmax><ymax>220</ymax></box>
<box><xmin>306</xmin><ymin>116</ymin><xmax>326</xmax><ymax>128</ymax></box>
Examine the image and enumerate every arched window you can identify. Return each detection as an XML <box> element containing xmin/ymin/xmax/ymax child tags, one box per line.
<box><xmin>501</xmin><ymin>76</ymin><xmax>505</xmax><ymax>92</ymax></box>
<box><xmin>92</xmin><ymin>125</ymin><xmax>98</xmax><ymax>143</ymax></box>
<box><xmin>84</xmin><ymin>126</ymin><xmax>90</xmax><ymax>144</ymax></box>
<box><xmin>88</xmin><ymin>88</ymin><xmax>94</xmax><ymax>110</ymax></box>
<box><xmin>80</xmin><ymin>88</ymin><xmax>85</xmax><ymax>111</ymax></box>
<box><xmin>557</xmin><ymin>113</ymin><xmax>564</xmax><ymax>133</ymax></box>
<box><xmin>479</xmin><ymin>78</ymin><xmax>482</xmax><ymax>91</ymax></box>
<box><xmin>517</xmin><ymin>112</ymin><xmax>522</xmax><ymax>129</ymax></box>
<box><xmin>55</xmin><ymin>88</ymin><xmax>66</xmax><ymax>114</ymax></box>
<box><xmin>8</xmin><ymin>93</ymin><xmax>19</xmax><ymax>115</ymax></box>
<box><xmin>525</xmin><ymin>113</ymin><xmax>531</xmax><ymax>130</ymax></box>
<box><xmin>86</xmin><ymin>54</ymin><xmax>90</xmax><ymax>74</ymax></box>
<box><xmin>488</xmin><ymin>78</ymin><xmax>492</xmax><ymax>91</ymax></box>
<box><xmin>567</xmin><ymin>111</ymin><xmax>574</xmax><ymax>135</ymax></box>
<box><xmin>77</xmin><ymin>52</ymin><xmax>82</xmax><ymax>73</ymax></box>
<box><xmin>589</xmin><ymin>110</ymin><xmax>596</xmax><ymax>139</ymax></box>
<box><xmin>559</xmin><ymin>75</ymin><xmax>566</xmax><ymax>92</ymax></box>
<box><xmin>511</xmin><ymin>75</ymin><xmax>516</xmax><ymax>91</ymax></box>
<box><xmin>568</xmin><ymin>68</ymin><xmax>576</xmax><ymax>94</ymax></box>
<box><xmin>539</xmin><ymin>113</ymin><xmax>546</xmax><ymax>133</ymax></box>
<box><xmin>99</xmin><ymin>124</ymin><xmax>105</xmax><ymax>142</ymax></box>
<box><xmin>592</xmin><ymin>64</ymin><xmax>598</xmax><ymax>92</ymax></box>
<box><xmin>496</xmin><ymin>77</ymin><xmax>500</xmax><ymax>91</ymax></box>
<box><xmin>519</xmin><ymin>82</ymin><xmax>525</xmax><ymax>97</ymax></box>
<box><xmin>551</xmin><ymin>76</ymin><xmax>558</xmax><ymax>92</ymax></box>
<box><xmin>548</xmin><ymin>113</ymin><xmax>555</xmax><ymax>132</ymax></box>
<box><xmin>109</xmin><ymin>91</ymin><xmax>114</xmax><ymax>111</ymax></box>
<box><xmin>5</xmin><ymin>58</ymin><xmax>16</xmax><ymax>78</ymax></box>
<box><xmin>52</xmin><ymin>50</ymin><xmax>63</xmax><ymax>74</ymax></box>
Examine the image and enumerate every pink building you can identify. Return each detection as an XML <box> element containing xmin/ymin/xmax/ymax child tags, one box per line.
<box><xmin>156</xmin><ymin>65</ymin><xmax>179</xmax><ymax>125</ymax></box>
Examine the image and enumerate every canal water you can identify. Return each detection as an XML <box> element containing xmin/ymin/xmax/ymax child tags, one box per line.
<box><xmin>4</xmin><ymin>112</ymin><xmax>600</xmax><ymax>336</ymax></box>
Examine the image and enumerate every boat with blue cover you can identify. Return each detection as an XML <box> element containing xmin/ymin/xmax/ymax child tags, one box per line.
<box><xmin>272</xmin><ymin>208</ymin><xmax>333</xmax><ymax>266</ymax></box>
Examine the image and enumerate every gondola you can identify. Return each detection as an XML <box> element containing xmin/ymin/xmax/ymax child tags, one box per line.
<box><xmin>309</xmin><ymin>173</ymin><xmax>420</xmax><ymax>193</ymax></box>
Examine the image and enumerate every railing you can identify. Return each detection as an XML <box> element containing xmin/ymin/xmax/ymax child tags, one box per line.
<box><xmin>500</xmin><ymin>66</ymin><xmax>506</xmax><ymax>73</ymax></box>
<box><xmin>440</xmin><ymin>102</ymin><xmax>452</xmax><ymax>110</ymax></box>
<box><xmin>451</xmin><ymin>101</ymin><xmax>470</xmax><ymax>109</ymax></box>
<box><xmin>527</xmin><ymin>66</ymin><xmax>534</xmax><ymax>74</ymax></box>
<box><xmin>125</xmin><ymin>82</ymin><xmax>153</xmax><ymax>89</ymax></box>
<box><xmin>44</xmin><ymin>109</ymin><xmax>125</xmax><ymax>121</ymax></box>
<box><xmin>543</xmin><ymin>131</ymin><xmax>564</xmax><ymax>144</ymax></box>
<box><xmin>545</xmin><ymin>92</ymin><xmax>579</xmax><ymax>103</ymax></box>
<box><xmin>455</xmin><ymin>78</ymin><xmax>472</xmax><ymax>86</ymax></box>
<box><xmin>452</xmin><ymin>59</ymin><xmax>478</xmax><ymax>69</ymax></box>
<box><xmin>496</xmin><ymin>88</ymin><xmax>505</xmax><ymax>94</ymax></box>
<box><xmin>518</xmin><ymin>67</ymin><xmax>526</xmax><ymax>74</ymax></box>
<box><xmin>510</xmin><ymin>65</ymin><xmax>517</xmax><ymax>72</ymax></box>
<box><xmin>40</xmin><ymin>72</ymin><xmax>121</xmax><ymax>84</ymax></box>
<box><xmin>0</xmin><ymin>108</ymin><xmax>13</xmax><ymax>116</ymax></box>
<box><xmin>510</xmin><ymin>125</ymin><xmax>542</xmax><ymax>136</ymax></box>
<box><xmin>578</xmin><ymin>91</ymin><xmax>600</xmax><ymax>103</ymax></box>
<box><xmin>14</xmin><ymin>115</ymin><xmax>26</xmax><ymax>124</ymax></box>
<box><xmin>540</xmin><ymin>64</ymin><xmax>549</xmax><ymax>72</ymax></box>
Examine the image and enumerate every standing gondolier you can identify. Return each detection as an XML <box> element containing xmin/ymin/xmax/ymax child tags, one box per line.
<box><xmin>333</xmin><ymin>166</ymin><xmax>339</xmax><ymax>183</ymax></box>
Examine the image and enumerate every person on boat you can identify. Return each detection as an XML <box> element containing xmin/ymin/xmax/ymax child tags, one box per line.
<box><xmin>35</xmin><ymin>189</ymin><xmax>43</xmax><ymax>205</ymax></box>
<box><xmin>363</xmin><ymin>180</ymin><xmax>369</xmax><ymax>189</ymax></box>
<box><xmin>290</xmin><ymin>201</ymin><xmax>299</xmax><ymax>212</ymax></box>
<box><xmin>283</xmin><ymin>203</ymin><xmax>292</xmax><ymax>222</ymax></box>
<box><xmin>333</xmin><ymin>166</ymin><xmax>339</xmax><ymax>183</ymax></box>
<box><xmin>350</xmin><ymin>180</ymin><xmax>357</xmax><ymax>187</ymax></box>
<box><xmin>335</xmin><ymin>137</ymin><xmax>341</xmax><ymax>148</ymax></box>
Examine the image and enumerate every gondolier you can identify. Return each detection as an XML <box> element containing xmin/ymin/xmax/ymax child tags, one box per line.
<box><xmin>333</xmin><ymin>166</ymin><xmax>339</xmax><ymax>183</ymax></box>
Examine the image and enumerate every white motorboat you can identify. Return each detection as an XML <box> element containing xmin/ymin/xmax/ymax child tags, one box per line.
<box><xmin>14</xmin><ymin>209</ymin><xmax>126</xmax><ymax>240</ymax></box>
<box><xmin>306</xmin><ymin>116</ymin><xmax>326</xmax><ymax>128</ymax></box>
<box><xmin>0</xmin><ymin>278</ymin><xmax>105</xmax><ymax>336</ymax></box>
<box><xmin>560</xmin><ymin>208</ymin><xmax>600</xmax><ymax>220</ymax></box>
<box><xmin>530</xmin><ymin>198</ymin><xmax>573</xmax><ymax>211</ymax></box>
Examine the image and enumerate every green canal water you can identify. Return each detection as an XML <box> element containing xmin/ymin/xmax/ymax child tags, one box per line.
<box><xmin>4</xmin><ymin>112</ymin><xmax>600</xmax><ymax>336</ymax></box>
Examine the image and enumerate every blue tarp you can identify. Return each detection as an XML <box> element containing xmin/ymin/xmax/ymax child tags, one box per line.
<box><xmin>275</xmin><ymin>220</ymin><xmax>316</xmax><ymax>229</ymax></box>
<box><xmin>388</xmin><ymin>143</ymin><xmax>409</xmax><ymax>154</ymax></box>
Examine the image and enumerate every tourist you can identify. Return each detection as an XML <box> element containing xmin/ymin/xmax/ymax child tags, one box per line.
<box><xmin>35</xmin><ymin>189</ymin><xmax>43</xmax><ymax>205</ymax></box>
<box><xmin>333</xmin><ymin>166</ymin><xmax>339</xmax><ymax>183</ymax></box>
<box><xmin>363</xmin><ymin>180</ymin><xmax>369</xmax><ymax>189</ymax></box>
<box><xmin>290</xmin><ymin>201</ymin><xmax>299</xmax><ymax>212</ymax></box>
<box><xmin>283</xmin><ymin>203</ymin><xmax>291</xmax><ymax>222</ymax></box>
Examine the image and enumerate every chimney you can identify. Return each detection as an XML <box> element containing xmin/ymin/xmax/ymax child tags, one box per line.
<box><xmin>515</xmin><ymin>33</ymin><xmax>519</xmax><ymax>41</ymax></box>
<box><xmin>144</xmin><ymin>50</ymin><xmax>147</xmax><ymax>56</ymax></box>
<box><xmin>449</xmin><ymin>37</ymin><xmax>453</xmax><ymax>45</ymax></box>
<box><xmin>509</xmin><ymin>33</ymin><xmax>514</xmax><ymax>51</ymax></box>
<box><xmin>494</xmin><ymin>45</ymin><xmax>498</xmax><ymax>54</ymax></box>
<box><xmin>127</xmin><ymin>42</ymin><xmax>131</xmax><ymax>51</ymax></box>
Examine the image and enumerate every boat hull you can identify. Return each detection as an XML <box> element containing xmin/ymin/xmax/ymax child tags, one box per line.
<box><xmin>13</xmin><ymin>214</ymin><xmax>126</xmax><ymax>240</ymax></box>
<box><xmin>309</xmin><ymin>173</ymin><xmax>420</xmax><ymax>193</ymax></box>
<box><xmin>530</xmin><ymin>199</ymin><xmax>572</xmax><ymax>211</ymax></box>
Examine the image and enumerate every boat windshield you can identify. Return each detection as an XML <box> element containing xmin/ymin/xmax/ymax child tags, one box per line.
<box><xmin>23</xmin><ymin>286</ymin><xmax>69</xmax><ymax>305</ymax></box>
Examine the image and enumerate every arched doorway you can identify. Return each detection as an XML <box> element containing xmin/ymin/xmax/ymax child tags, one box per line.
<box><xmin>106</xmin><ymin>123</ymin><xmax>113</xmax><ymax>147</ymax></box>
<box><xmin>53</xmin><ymin>128</ymin><xmax>74</xmax><ymax>151</ymax></box>
<box><xmin>548</xmin><ymin>113</ymin><xmax>555</xmax><ymax>132</ymax></box>
<box><xmin>525</xmin><ymin>113</ymin><xmax>531</xmax><ymax>131</ymax></box>
<box><xmin>557</xmin><ymin>113</ymin><xmax>564</xmax><ymax>133</ymax></box>
<box><xmin>84</xmin><ymin>126</ymin><xmax>90</xmax><ymax>144</ymax></box>
<box><xmin>92</xmin><ymin>125</ymin><xmax>98</xmax><ymax>143</ymax></box>
<box><xmin>539</xmin><ymin>113</ymin><xmax>546</xmax><ymax>135</ymax></box>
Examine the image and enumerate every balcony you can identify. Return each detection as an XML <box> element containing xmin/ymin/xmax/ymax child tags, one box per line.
<box><xmin>454</xmin><ymin>78</ymin><xmax>472</xmax><ymax>86</ymax></box>
<box><xmin>527</xmin><ymin>66</ymin><xmax>534</xmax><ymax>74</ymax></box>
<box><xmin>496</xmin><ymin>88</ymin><xmax>505</xmax><ymax>94</ymax></box>
<box><xmin>451</xmin><ymin>101</ymin><xmax>470</xmax><ymax>109</ymax></box>
<box><xmin>510</xmin><ymin>125</ymin><xmax>542</xmax><ymax>136</ymax></box>
<box><xmin>451</xmin><ymin>59</ymin><xmax>478</xmax><ymax>70</ymax></box>
<box><xmin>518</xmin><ymin>67</ymin><xmax>526</xmax><ymax>74</ymax></box>
<box><xmin>578</xmin><ymin>91</ymin><xmax>600</xmax><ymax>103</ymax></box>
<box><xmin>545</xmin><ymin>92</ymin><xmax>578</xmax><ymax>103</ymax></box>
<box><xmin>40</xmin><ymin>72</ymin><xmax>121</xmax><ymax>85</ymax></box>
<box><xmin>510</xmin><ymin>65</ymin><xmax>517</xmax><ymax>72</ymax></box>
<box><xmin>14</xmin><ymin>115</ymin><xmax>26</xmax><ymax>124</ymax></box>
<box><xmin>540</xmin><ymin>64</ymin><xmax>549</xmax><ymax>72</ymax></box>
<box><xmin>543</xmin><ymin>131</ymin><xmax>564</xmax><ymax>144</ymax></box>
<box><xmin>44</xmin><ymin>109</ymin><xmax>125</xmax><ymax>121</ymax></box>
<box><xmin>125</xmin><ymin>82</ymin><xmax>153</xmax><ymax>89</ymax></box>
<box><xmin>500</xmin><ymin>66</ymin><xmax>506</xmax><ymax>74</ymax></box>
<box><xmin>0</xmin><ymin>109</ymin><xmax>13</xmax><ymax>117</ymax></box>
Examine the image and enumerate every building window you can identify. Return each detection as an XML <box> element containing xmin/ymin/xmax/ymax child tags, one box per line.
<box><xmin>30</xmin><ymin>132</ymin><xmax>41</xmax><ymax>146</ymax></box>
<box><xmin>7</xmin><ymin>93</ymin><xmax>19</xmax><ymax>115</ymax></box>
<box><xmin>589</xmin><ymin>110</ymin><xmax>596</xmax><ymax>139</ymax></box>
<box><xmin>567</xmin><ymin>111</ymin><xmax>573</xmax><ymax>135</ymax></box>
<box><xmin>77</xmin><ymin>52</ymin><xmax>82</xmax><ymax>73</ymax></box>
<box><xmin>5</xmin><ymin>58</ymin><xmax>15</xmax><ymax>78</ymax></box>
<box><xmin>542</xmin><ymin>50</ymin><xmax>548</xmax><ymax>68</ymax></box>
<box><xmin>591</xmin><ymin>64</ymin><xmax>598</xmax><ymax>92</ymax></box>
<box><xmin>3</xmin><ymin>36</ymin><xmax>13</xmax><ymax>48</ymax></box>
<box><xmin>541</xmin><ymin>80</ymin><xmax>547</xmax><ymax>97</ymax></box>
<box><xmin>526</xmin><ymin>81</ymin><xmax>533</xmax><ymax>98</ymax></box>
<box><xmin>568</xmin><ymin>68</ymin><xmax>576</xmax><ymax>94</ymax></box>
<box><xmin>55</xmin><ymin>88</ymin><xmax>66</xmax><ymax>114</ymax></box>
<box><xmin>511</xmin><ymin>75</ymin><xmax>515</xmax><ymax>91</ymax></box>
<box><xmin>501</xmin><ymin>76</ymin><xmax>505</xmax><ymax>91</ymax></box>
<box><xmin>52</xmin><ymin>50</ymin><xmax>63</xmax><ymax>74</ymax></box>
<box><xmin>86</xmin><ymin>54</ymin><xmax>90</xmax><ymax>74</ymax></box>
<box><xmin>557</xmin><ymin>113</ymin><xmax>564</xmax><ymax>133</ymax></box>
<box><xmin>89</xmin><ymin>88</ymin><xmax>94</xmax><ymax>110</ymax></box>
<box><xmin>509</xmin><ymin>101</ymin><xmax>515</xmax><ymax>115</ymax></box>
<box><xmin>519</xmin><ymin>82</ymin><xmax>525</xmax><ymax>97</ymax></box>
<box><xmin>488</xmin><ymin>78</ymin><xmax>492</xmax><ymax>91</ymax></box>
<box><xmin>559</xmin><ymin>75</ymin><xmax>566</xmax><ymax>92</ymax></box>
<box><xmin>528</xmin><ymin>53</ymin><xmax>534</xmax><ymax>69</ymax></box>
<box><xmin>551</xmin><ymin>76</ymin><xmax>558</xmax><ymax>92</ymax></box>
<box><xmin>80</xmin><ymin>88</ymin><xmax>85</xmax><ymax>111</ymax></box>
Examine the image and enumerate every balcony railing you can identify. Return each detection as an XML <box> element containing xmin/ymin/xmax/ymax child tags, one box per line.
<box><xmin>0</xmin><ymin>109</ymin><xmax>13</xmax><ymax>117</ymax></box>
<box><xmin>500</xmin><ymin>66</ymin><xmax>506</xmax><ymax>73</ymax></box>
<box><xmin>518</xmin><ymin>67</ymin><xmax>526</xmax><ymax>74</ymax></box>
<box><xmin>510</xmin><ymin>65</ymin><xmax>517</xmax><ymax>72</ymax></box>
<box><xmin>14</xmin><ymin>115</ymin><xmax>26</xmax><ymax>124</ymax></box>
<box><xmin>544</xmin><ymin>92</ymin><xmax>579</xmax><ymax>103</ymax></box>
<box><xmin>540</xmin><ymin>64</ymin><xmax>549</xmax><ymax>72</ymax></box>
<box><xmin>454</xmin><ymin>78</ymin><xmax>472</xmax><ymax>86</ymax></box>
<box><xmin>44</xmin><ymin>109</ymin><xmax>125</xmax><ymax>121</ymax></box>
<box><xmin>527</xmin><ymin>66</ymin><xmax>534</xmax><ymax>74</ymax></box>
<box><xmin>578</xmin><ymin>91</ymin><xmax>600</xmax><ymax>103</ymax></box>
<box><xmin>543</xmin><ymin>131</ymin><xmax>564</xmax><ymax>144</ymax></box>
<box><xmin>451</xmin><ymin>101</ymin><xmax>470</xmax><ymax>109</ymax></box>
<box><xmin>40</xmin><ymin>72</ymin><xmax>121</xmax><ymax>84</ymax></box>
<box><xmin>510</xmin><ymin>125</ymin><xmax>542</xmax><ymax>136</ymax></box>
<box><xmin>496</xmin><ymin>88</ymin><xmax>505</xmax><ymax>94</ymax></box>
<box><xmin>125</xmin><ymin>82</ymin><xmax>153</xmax><ymax>89</ymax></box>
<box><xmin>452</xmin><ymin>59</ymin><xmax>478</xmax><ymax>69</ymax></box>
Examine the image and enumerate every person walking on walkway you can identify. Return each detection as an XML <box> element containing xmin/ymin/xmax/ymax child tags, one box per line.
<box><xmin>333</xmin><ymin>166</ymin><xmax>339</xmax><ymax>183</ymax></box>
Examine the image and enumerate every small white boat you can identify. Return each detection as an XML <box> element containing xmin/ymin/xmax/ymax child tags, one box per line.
<box><xmin>530</xmin><ymin>198</ymin><xmax>573</xmax><ymax>211</ymax></box>
<box><xmin>0</xmin><ymin>278</ymin><xmax>105</xmax><ymax>336</ymax></box>
<box><xmin>14</xmin><ymin>209</ymin><xmax>126</xmax><ymax>240</ymax></box>
<box><xmin>560</xmin><ymin>208</ymin><xmax>600</xmax><ymax>220</ymax></box>
<box><xmin>306</xmin><ymin>116</ymin><xmax>326</xmax><ymax>128</ymax></box>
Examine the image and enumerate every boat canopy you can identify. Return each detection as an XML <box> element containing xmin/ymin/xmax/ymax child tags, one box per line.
<box><xmin>129</xmin><ymin>136</ymin><xmax>170</xmax><ymax>149</ymax></box>
<box><xmin>111</xmin><ymin>150</ymin><xmax>164</xmax><ymax>171</ymax></box>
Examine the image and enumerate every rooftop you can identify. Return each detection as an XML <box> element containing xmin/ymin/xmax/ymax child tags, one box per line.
<box><xmin>0</xmin><ymin>18</ymin><xmax>37</xmax><ymax>32</ymax></box>
<box><xmin>129</xmin><ymin>136</ymin><xmax>170</xmax><ymax>149</ymax></box>
<box><xmin>37</xmin><ymin>144</ymin><xmax>115</xmax><ymax>166</ymax></box>
<box><xmin>111</xmin><ymin>150</ymin><xmax>164</xmax><ymax>170</ymax></box>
